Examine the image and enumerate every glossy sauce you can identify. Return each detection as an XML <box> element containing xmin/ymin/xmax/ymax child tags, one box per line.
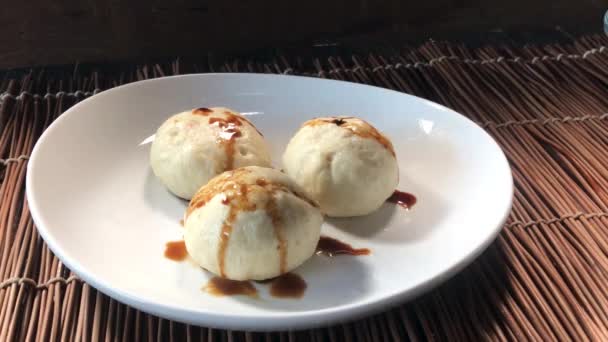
<box><xmin>192</xmin><ymin>107</ymin><xmax>213</xmax><ymax>115</ymax></box>
<box><xmin>203</xmin><ymin>277</ymin><xmax>258</xmax><ymax>298</ymax></box>
<box><xmin>266</xmin><ymin>197</ymin><xmax>287</xmax><ymax>274</ymax></box>
<box><xmin>268</xmin><ymin>273</ymin><xmax>307</xmax><ymax>298</ymax></box>
<box><xmin>387</xmin><ymin>190</ymin><xmax>417</xmax><ymax>209</ymax></box>
<box><xmin>304</xmin><ymin>117</ymin><xmax>395</xmax><ymax>156</ymax></box>
<box><xmin>316</xmin><ymin>236</ymin><xmax>371</xmax><ymax>257</ymax></box>
<box><xmin>217</xmin><ymin>205</ymin><xmax>238</xmax><ymax>277</ymax></box>
<box><xmin>331</xmin><ymin>118</ymin><xmax>348</xmax><ymax>126</ymax></box>
<box><xmin>209</xmin><ymin>113</ymin><xmax>244</xmax><ymax>171</ymax></box>
<box><xmin>164</xmin><ymin>240</ymin><xmax>188</xmax><ymax>261</ymax></box>
<box><xmin>229</xmin><ymin>111</ymin><xmax>263</xmax><ymax>136</ymax></box>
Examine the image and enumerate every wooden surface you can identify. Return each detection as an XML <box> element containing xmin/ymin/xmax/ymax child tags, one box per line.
<box><xmin>2</xmin><ymin>34</ymin><xmax>608</xmax><ymax>341</ymax></box>
<box><xmin>0</xmin><ymin>0</ymin><xmax>606</xmax><ymax>69</ymax></box>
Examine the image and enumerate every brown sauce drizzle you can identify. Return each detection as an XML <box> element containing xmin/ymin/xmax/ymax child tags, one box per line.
<box><xmin>164</xmin><ymin>240</ymin><xmax>188</xmax><ymax>261</ymax></box>
<box><xmin>331</xmin><ymin>118</ymin><xmax>347</xmax><ymax>126</ymax></box>
<box><xmin>387</xmin><ymin>190</ymin><xmax>417</xmax><ymax>209</ymax></box>
<box><xmin>304</xmin><ymin>117</ymin><xmax>395</xmax><ymax>157</ymax></box>
<box><xmin>187</xmin><ymin>169</ymin><xmax>246</xmax><ymax>218</ymax></box>
<box><xmin>193</xmin><ymin>110</ymin><xmax>263</xmax><ymax>169</ymax></box>
<box><xmin>268</xmin><ymin>273</ymin><xmax>307</xmax><ymax>298</ymax></box>
<box><xmin>192</xmin><ymin>107</ymin><xmax>213</xmax><ymax>115</ymax></box>
<box><xmin>316</xmin><ymin>236</ymin><xmax>371</xmax><ymax>257</ymax></box>
<box><xmin>179</xmin><ymin>219</ymin><xmax>184</xmax><ymax>227</ymax></box>
<box><xmin>203</xmin><ymin>277</ymin><xmax>258</xmax><ymax>298</ymax></box>
<box><xmin>217</xmin><ymin>206</ymin><xmax>238</xmax><ymax>277</ymax></box>
<box><xmin>266</xmin><ymin>197</ymin><xmax>287</xmax><ymax>274</ymax></box>
<box><xmin>209</xmin><ymin>113</ymin><xmax>245</xmax><ymax>171</ymax></box>
<box><xmin>203</xmin><ymin>273</ymin><xmax>307</xmax><ymax>299</ymax></box>
<box><xmin>186</xmin><ymin>169</ymin><xmax>316</xmax><ymax>278</ymax></box>
<box><xmin>227</xmin><ymin>110</ymin><xmax>264</xmax><ymax>136</ymax></box>
<box><xmin>256</xmin><ymin>178</ymin><xmax>268</xmax><ymax>186</ymax></box>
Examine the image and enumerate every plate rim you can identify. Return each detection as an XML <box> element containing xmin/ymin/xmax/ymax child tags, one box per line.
<box><xmin>26</xmin><ymin>72</ymin><xmax>513</xmax><ymax>330</ymax></box>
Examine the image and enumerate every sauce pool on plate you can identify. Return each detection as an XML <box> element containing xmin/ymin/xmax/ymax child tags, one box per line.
<box><xmin>167</xmin><ymin>232</ymin><xmax>372</xmax><ymax>299</ymax></box>
<box><xmin>268</xmin><ymin>273</ymin><xmax>307</xmax><ymax>299</ymax></box>
<box><xmin>203</xmin><ymin>273</ymin><xmax>307</xmax><ymax>299</ymax></box>
<box><xmin>316</xmin><ymin>236</ymin><xmax>371</xmax><ymax>257</ymax></box>
<box><xmin>387</xmin><ymin>190</ymin><xmax>417</xmax><ymax>209</ymax></box>
<box><xmin>164</xmin><ymin>240</ymin><xmax>188</xmax><ymax>261</ymax></box>
<box><xmin>203</xmin><ymin>277</ymin><xmax>258</xmax><ymax>298</ymax></box>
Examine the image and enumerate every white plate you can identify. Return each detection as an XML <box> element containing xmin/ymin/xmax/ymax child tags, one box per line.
<box><xmin>27</xmin><ymin>73</ymin><xmax>512</xmax><ymax>331</ymax></box>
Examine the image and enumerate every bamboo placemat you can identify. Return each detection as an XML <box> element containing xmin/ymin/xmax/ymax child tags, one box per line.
<box><xmin>2</xmin><ymin>33</ymin><xmax>608</xmax><ymax>341</ymax></box>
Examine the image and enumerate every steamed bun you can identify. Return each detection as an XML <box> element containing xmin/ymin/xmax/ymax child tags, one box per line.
<box><xmin>282</xmin><ymin>116</ymin><xmax>398</xmax><ymax>217</ymax></box>
<box><xmin>150</xmin><ymin>107</ymin><xmax>271</xmax><ymax>199</ymax></box>
<box><xmin>184</xmin><ymin>166</ymin><xmax>322</xmax><ymax>281</ymax></box>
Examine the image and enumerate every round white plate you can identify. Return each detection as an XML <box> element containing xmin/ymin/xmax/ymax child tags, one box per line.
<box><xmin>27</xmin><ymin>73</ymin><xmax>512</xmax><ymax>331</ymax></box>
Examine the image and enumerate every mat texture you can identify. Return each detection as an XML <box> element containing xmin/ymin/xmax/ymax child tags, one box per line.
<box><xmin>2</xmin><ymin>33</ymin><xmax>608</xmax><ymax>341</ymax></box>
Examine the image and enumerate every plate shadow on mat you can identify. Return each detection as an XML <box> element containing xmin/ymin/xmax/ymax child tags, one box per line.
<box><xmin>394</xmin><ymin>238</ymin><xmax>513</xmax><ymax>339</ymax></box>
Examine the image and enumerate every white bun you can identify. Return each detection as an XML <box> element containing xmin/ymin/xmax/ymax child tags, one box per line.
<box><xmin>282</xmin><ymin>116</ymin><xmax>398</xmax><ymax>217</ymax></box>
<box><xmin>184</xmin><ymin>166</ymin><xmax>322</xmax><ymax>281</ymax></box>
<box><xmin>150</xmin><ymin>107</ymin><xmax>271</xmax><ymax>199</ymax></box>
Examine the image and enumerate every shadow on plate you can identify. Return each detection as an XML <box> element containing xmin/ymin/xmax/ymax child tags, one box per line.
<box><xmin>327</xmin><ymin>175</ymin><xmax>448</xmax><ymax>244</ymax></box>
<box><xmin>326</xmin><ymin>130</ymin><xmax>461</xmax><ymax>244</ymax></box>
<box><xmin>143</xmin><ymin>168</ymin><xmax>189</xmax><ymax>221</ymax></box>
<box><xmin>230</xmin><ymin>254</ymin><xmax>372</xmax><ymax>312</ymax></box>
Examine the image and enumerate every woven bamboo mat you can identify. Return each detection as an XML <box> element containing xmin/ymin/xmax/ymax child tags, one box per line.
<box><xmin>2</xmin><ymin>33</ymin><xmax>608</xmax><ymax>341</ymax></box>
